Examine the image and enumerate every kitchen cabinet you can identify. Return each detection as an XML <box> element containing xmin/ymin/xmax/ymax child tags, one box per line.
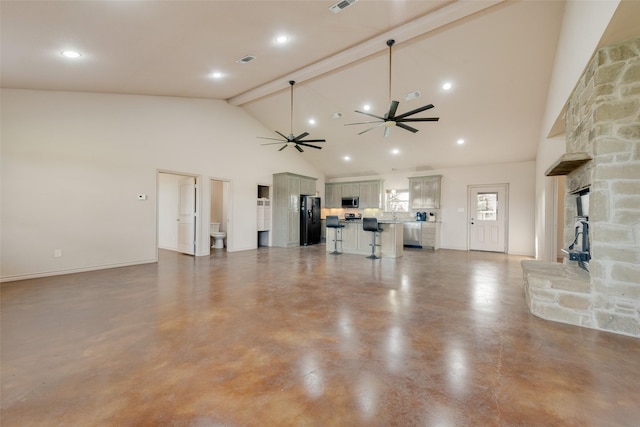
<box><xmin>357</xmin><ymin>226</ymin><xmax>371</xmax><ymax>253</ymax></box>
<box><xmin>341</xmin><ymin>183</ymin><xmax>360</xmax><ymax>198</ymax></box>
<box><xmin>325</xmin><ymin>183</ymin><xmax>342</xmax><ymax>208</ymax></box>
<box><xmin>324</xmin><ymin>179</ymin><xmax>383</xmax><ymax>208</ymax></box>
<box><xmin>421</xmin><ymin>222</ymin><xmax>441</xmax><ymax>250</ymax></box>
<box><xmin>380</xmin><ymin>223</ymin><xmax>404</xmax><ymax>256</ymax></box>
<box><xmin>272</xmin><ymin>173</ymin><xmax>317</xmax><ymax>247</ymax></box>
<box><xmin>409</xmin><ymin>175</ymin><xmax>442</xmax><ymax>209</ymax></box>
<box><xmin>300</xmin><ymin>177</ymin><xmax>317</xmax><ymax>195</ymax></box>
<box><xmin>341</xmin><ymin>222</ymin><xmax>358</xmax><ymax>251</ymax></box>
<box><xmin>359</xmin><ymin>180</ymin><xmax>382</xmax><ymax>208</ymax></box>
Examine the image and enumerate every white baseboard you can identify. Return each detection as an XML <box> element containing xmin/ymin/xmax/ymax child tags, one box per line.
<box><xmin>0</xmin><ymin>259</ymin><xmax>158</xmax><ymax>283</ymax></box>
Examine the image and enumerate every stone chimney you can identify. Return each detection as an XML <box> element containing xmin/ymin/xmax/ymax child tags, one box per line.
<box><xmin>523</xmin><ymin>36</ymin><xmax>640</xmax><ymax>338</ymax></box>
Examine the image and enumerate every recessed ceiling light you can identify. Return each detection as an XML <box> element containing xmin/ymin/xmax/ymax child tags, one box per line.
<box><xmin>308</xmin><ymin>118</ymin><xmax>316</xmax><ymax>125</ymax></box>
<box><xmin>442</xmin><ymin>82</ymin><xmax>453</xmax><ymax>90</ymax></box>
<box><xmin>211</xmin><ymin>72</ymin><xmax>223</xmax><ymax>79</ymax></box>
<box><xmin>363</xmin><ymin>104</ymin><xmax>371</xmax><ymax>111</ymax></box>
<box><xmin>457</xmin><ymin>139</ymin><xmax>465</xmax><ymax>145</ymax></box>
<box><xmin>391</xmin><ymin>148</ymin><xmax>400</xmax><ymax>155</ymax></box>
<box><xmin>275</xmin><ymin>35</ymin><xmax>289</xmax><ymax>44</ymax></box>
<box><xmin>61</xmin><ymin>50</ymin><xmax>81</xmax><ymax>58</ymax></box>
<box><xmin>343</xmin><ymin>156</ymin><xmax>351</xmax><ymax>161</ymax></box>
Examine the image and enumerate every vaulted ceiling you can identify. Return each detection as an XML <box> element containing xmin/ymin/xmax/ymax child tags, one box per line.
<box><xmin>2</xmin><ymin>1</ymin><xmax>638</xmax><ymax>178</ymax></box>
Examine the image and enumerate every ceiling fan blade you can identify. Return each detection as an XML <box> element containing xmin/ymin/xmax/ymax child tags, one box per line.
<box><xmin>354</xmin><ymin>110</ymin><xmax>386</xmax><ymax>121</ymax></box>
<box><xmin>278</xmin><ymin>144</ymin><xmax>288</xmax><ymax>151</ymax></box>
<box><xmin>394</xmin><ymin>104</ymin><xmax>434</xmax><ymax>120</ymax></box>
<box><xmin>345</xmin><ymin>120</ymin><xmax>384</xmax><ymax>126</ymax></box>
<box><xmin>275</xmin><ymin>130</ymin><xmax>289</xmax><ymax>140</ymax></box>
<box><xmin>358</xmin><ymin>122</ymin><xmax>386</xmax><ymax>135</ymax></box>
<box><xmin>297</xmin><ymin>142</ymin><xmax>322</xmax><ymax>150</ymax></box>
<box><xmin>293</xmin><ymin>132</ymin><xmax>309</xmax><ymax>141</ymax></box>
<box><xmin>294</xmin><ymin>144</ymin><xmax>304</xmax><ymax>152</ymax></box>
<box><xmin>398</xmin><ymin>117</ymin><xmax>440</xmax><ymax>122</ymax></box>
<box><xmin>258</xmin><ymin>136</ymin><xmax>286</xmax><ymax>141</ymax></box>
<box><xmin>298</xmin><ymin>139</ymin><xmax>325</xmax><ymax>143</ymax></box>
<box><xmin>396</xmin><ymin>122</ymin><xmax>419</xmax><ymax>133</ymax></box>
<box><xmin>384</xmin><ymin>127</ymin><xmax>391</xmax><ymax>138</ymax></box>
<box><xmin>386</xmin><ymin>101</ymin><xmax>400</xmax><ymax>120</ymax></box>
<box><xmin>261</xmin><ymin>141</ymin><xmax>288</xmax><ymax>146</ymax></box>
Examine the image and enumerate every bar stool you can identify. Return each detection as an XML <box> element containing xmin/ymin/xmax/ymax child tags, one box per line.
<box><xmin>326</xmin><ymin>215</ymin><xmax>344</xmax><ymax>255</ymax></box>
<box><xmin>363</xmin><ymin>217</ymin><xmax>383</xmax><ymax>259</ymax></box>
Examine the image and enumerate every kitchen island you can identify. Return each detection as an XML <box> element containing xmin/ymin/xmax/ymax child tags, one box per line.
<box><xmin>325</xmin><ymin>220</ymin><xmax>403</xmax><ymax>258</ymax></box>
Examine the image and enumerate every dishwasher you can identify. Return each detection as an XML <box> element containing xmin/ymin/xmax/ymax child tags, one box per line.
<box><xmin>403</xmin><ymin>222</ymin><xmax>422</xmax><ymax>248</ymax></box>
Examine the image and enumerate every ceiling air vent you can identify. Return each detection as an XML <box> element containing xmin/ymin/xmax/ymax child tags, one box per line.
<box><xmin>329</xmin><ymin>0</ymin><xmax>358</xmax><ymax>13</ymax></box>
<box><xmin>403</xmin><ymin>91</ymin><xmax>421</xmax><ymax>101</ymax></box>
<box><xmin>236</xmin><ymin>55</ymin><xmax>256</xmax><ymax>64</ymax></box>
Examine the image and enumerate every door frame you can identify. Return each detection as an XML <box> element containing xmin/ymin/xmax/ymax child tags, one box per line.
<box><xmin>157</xmin><ymin>170</ymin><xmax>202</xmax><ymax>257</ymax></box>
<box><xmin>467</xmin><ymin>183</ymin><xmax>509</xmax><ymax>253</ymax></box>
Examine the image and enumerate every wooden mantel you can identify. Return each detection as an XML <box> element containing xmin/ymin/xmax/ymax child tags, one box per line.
<box><xmin>545</xmin><ymin>152</ymin><xmax>592</xmax><ymax>176</ymax></box>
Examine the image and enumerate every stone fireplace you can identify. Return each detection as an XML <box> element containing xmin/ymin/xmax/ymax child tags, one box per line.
<box><xmin>523</xmin><ymin>36</ymin><xmax>640</xmax><ymax>338</ymax></box>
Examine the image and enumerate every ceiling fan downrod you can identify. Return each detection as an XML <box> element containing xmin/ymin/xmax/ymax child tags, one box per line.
<box><xmin>387</xmin><ymin>39</ymin><xmax>394</xmax><ymax>105</ymax></box>
<box><xmin>289</xmin><ymin>80</ymin><xmax>295</xmax><ymax>137</ymax></box>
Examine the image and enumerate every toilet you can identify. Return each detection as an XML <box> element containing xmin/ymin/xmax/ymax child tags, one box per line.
<box><xmin>210</xmin><ymin>223</ymin><xmax>226</xmax><ymax>249</ymax></box>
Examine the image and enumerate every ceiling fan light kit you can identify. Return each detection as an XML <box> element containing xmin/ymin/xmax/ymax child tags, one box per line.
<box><xmin>346</xmin><ymin>39</ymin><xmax>439</xmax><ymax>137</ymax></box>
<box><xmin>258</xmin><ymin>80</ymin><xmax>326</xmax><ymax>152</ymax></box>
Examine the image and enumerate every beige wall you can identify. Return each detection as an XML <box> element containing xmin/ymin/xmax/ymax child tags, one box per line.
<box><xmin>1</xmin><ymin>89</ymin><xmax>323</xmax><ymax>281</ymax></box>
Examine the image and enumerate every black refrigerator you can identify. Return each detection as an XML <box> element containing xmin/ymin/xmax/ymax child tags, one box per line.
<box><xmin>300</xmin><ymin>196</ymin><xmax>321</xmax><ymax>246</ymax></box>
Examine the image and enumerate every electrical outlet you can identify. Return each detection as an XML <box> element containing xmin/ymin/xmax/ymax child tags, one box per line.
<box><xmin>54</xmin><ymin>249</ymin><xmax>62</xmax><ymax>258</ymax></box>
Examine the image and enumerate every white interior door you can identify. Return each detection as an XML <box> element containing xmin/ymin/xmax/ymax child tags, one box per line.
<box><xmin>469</xmin><ymin>184</ymin><xmax>507</xmax><ymax>252</ymax></box>
<box><xmin>177</xmin><ymin>176</ymin><xmax>196</xmax><ymax>255</ymax></box>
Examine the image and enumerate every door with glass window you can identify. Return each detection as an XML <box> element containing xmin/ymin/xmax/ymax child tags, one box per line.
<box><xmin>469</xmin><ymin>184</ymin><xmax>507</xmax><ymax>252</ymax></box>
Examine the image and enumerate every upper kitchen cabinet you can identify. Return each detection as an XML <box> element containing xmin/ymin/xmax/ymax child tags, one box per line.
<box><xmin>409</xmin><ymin>175</ymin><xmax>442</xmax><ymax>209</ymax></box>
<box><xmin>325</xmin><ymin>183</ymin><xmax>341</xmax><ymax>208</ymax></box>
<box><xmin>324</xmin><ymin>179</ymin><xmax>383</xmax><ymax>209</ymax></box>
<box><xmin>341</xmin><ymin>183</ymin><xmax>360</xmax><ymax>198</ymax></box>
<box><xmin>273</xmin><ymin>173</ymin><xmax>316</xmax><ymax>247</ymax></box>
<box><xmin>359</xmin><ymin>180</ymin><xmax>382</xmax><ymax>209</ymax></box>
<box><xmin>300</xmin><ymin>177</ymin><xmax>317</xmax><ymax>196</ymax></box>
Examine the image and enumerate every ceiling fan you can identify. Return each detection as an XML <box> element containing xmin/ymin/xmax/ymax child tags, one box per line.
<box><xmin>258</xmin><ymin>80</ymin><xmax>325</xmax><ymax>152</ymax></box>
<box><xmin>346</xmin><ymin>39</ymin><xmax>439</xmax><ymax>137</ymax></box>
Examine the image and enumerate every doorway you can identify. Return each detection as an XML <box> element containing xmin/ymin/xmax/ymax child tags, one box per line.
<box><xmin>468</xmin><ymin>184</ymin><xmax>508</xmax><ymax>253</ymax></box>
<box><xmin>158</xmin><ymin>172</ymin><xmax>198</xmax><ymax>255</ymax></box>
<box><xmin>210</xmin><ymin>179</ymin><xmax>230</xmax><ymax>251</ymax></box>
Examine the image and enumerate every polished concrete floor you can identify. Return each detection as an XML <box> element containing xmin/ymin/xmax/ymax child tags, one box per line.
<box><xmin>2</xmin><ymin>246</ymin><xmax>639</xmax><ymax>426</ymax></box>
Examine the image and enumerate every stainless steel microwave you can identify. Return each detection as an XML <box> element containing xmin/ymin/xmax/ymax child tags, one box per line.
<box><xmin>341</xmin><ymin>197</ymin><xmax>359</xmax><ymax>208</ymax></box>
